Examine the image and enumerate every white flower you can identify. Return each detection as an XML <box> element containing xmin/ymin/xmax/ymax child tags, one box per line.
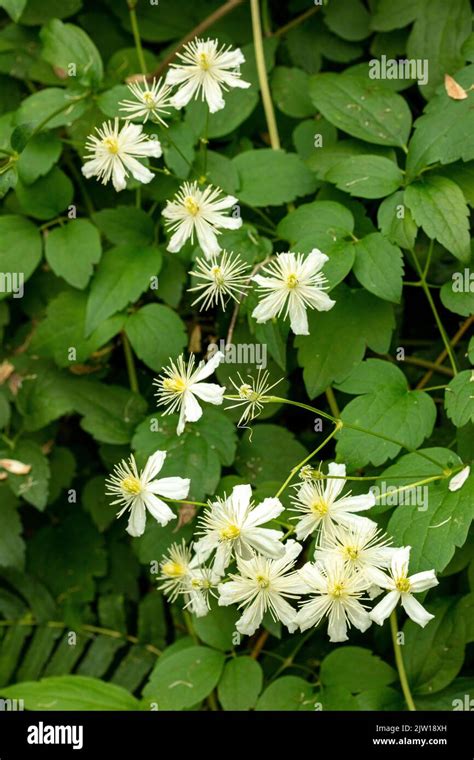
<box><xmin>226</xmin><ymin>368</ymin><xmax>282</xmax><ymax>427</ymax></box>
<box><xmin>188</xmin><ymin>251</ymin><xmax>249</xmax><ymax>311</ymax></box>
<box><xmin>290</xmin><ymin>462</ymin><xmax>376</xmax><ymax>542</ymax></box>
<box><xmin>218</xmin><ymin>540</ymin><xmax>304</xmax><ymax>636</ymax></box>
<box><xmin>316</xmin><ymin>523</ymin><xmax>396</xmax><ymax>581</ymax></box>
<box><xmin>157</xmin><ymin>541</ymin><xmax>216</xmax><ymax>617</ymax></box>
<box><xmin>82</xmin><ymin>118</ymin><xmax>161</xmax><ymax>192</ymax></box>
<box><xmin>154</xmin><ymin>351</ymin><xmax>225</xmax><ymax>436</ymax></box>
<box><xmin>119</xmin><ymin>77</ymin><xmax>172</xmax><ymax>125</ymax></box>
<box><xmin>162</xmin><ymin>181</ymin><xmax>242</xmax><ymax>258</ymax></box>
<box><xmin>165</xmin><ymin>37</ymin><xmax>251</xmax><ymax>113</ymax></box>
<box><xmin>194</xmin><ymin>483</ymin><xmax>285</xmax><ymax>575</ymax></box>
<box><xmin>448</xmin><ymin>465</ymin><xmax>470</xmax><ymax>492</ymax></box>
<box><xmin>251</xmin><ymin>249</ymin><xmax>335</xmax><ymax>335</ymax></box>
<box><xmin>297</xmin><ymin>556</ymin><xmax>371</xmax><ymax>642</ymax></box>
<box><xmin>105</xmin><ymin>451</ymin><xmax>189</xmax><ymax>537</ymax></box>
<box><xmin>368</xmin><ymin>547</ymin><xmax>438</xmax><ymax>628</ymax></box>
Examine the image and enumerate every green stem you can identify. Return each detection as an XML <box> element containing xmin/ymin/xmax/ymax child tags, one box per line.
<box><xmin>121</xmin><ymin>331</ymin><xmax>139</xmax><ymax>393</ymax></box>
<box><xmin>250</xmin><ymin>0</ymin><xmax>280</xmax><ymax>150</ymax></box>
<box><xmin>390</xmin><ymin>610</ymin><xmax>416</xmax><ymax>711</ymax></box>
<box><xmin>274</xmin><ymin>422</ymin><xmax>341</xmax><ymax>498</ymax></box>
<box><xmin>410</xmin><ymin>247</ymin><xmax>458</xmax><ymax>375</ymax></box>
<box><xmin>183</xmin><ymin>610</ymin><xmax>198</xmax><ymax>644</ymax></box>
<box><xmin>200</xmin><ymin>106</ymin><xmax>210</xmax><ymax>179</ymax></box>
<box><xmin>266</xmin><ymin>396</ymin><xmax>447</xmax><ymax>470</ymax></box>
<box><xmin>128</xmin><ymin>1</ymin><xmax>147</xmax><ymax>76</ymax></box>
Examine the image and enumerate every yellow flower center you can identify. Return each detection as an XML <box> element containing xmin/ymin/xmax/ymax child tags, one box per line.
<box><xmin>198</xmin><ymin>52</ymin><xmax>211</xmax><ymax>70</ymax></box>
<box><xmin>286</xmin><ymin>273</ymin><xmax>299</xmax><ymax>289</ymax></box>
<box><xmin>162</xmin><ymin>376</ymin><xmax>187</xmax><ymax>393</ymax></box>
<box><xmin>395</xmin><ymin>576</ymin><xmax>411</xmax><ymax>593</ymax></box>
<box><xmin>191</xmin><ymin>577</ymin><xmax>211</xmax><ymax>590</ymax></box>
<box><xmin>345</xmin><ymin>546</ymin><xmax>359</xmax><ymax>561</ymax></box>
<box><xmin>310</xmin><ymin>499</ymin><xmax>328</xmax><ymax>516</ymax></box>
<box><xmin>220</xmin><ymin>523</ymin><xmax>240</xmax><ymax>540</ymax></box>
<box><xmin>103</xmin><ymin>136</ymin><xmax>120</xmax><ymax>154</ymax></box>
<box><xmin>211</xmin><ymin>266</ymin><xmax>225</xmax><ymax>285</ymax></box>
<box><xmin>162</xmin><ymin>561</ymin><xmax>186</xmax><ymax>578</ymax></box>
<box><xmin>331</xmin><ymin>582</ymin><xmax>345</xmax><ymax>598</ymax></box>
<box><xmin>121</xmin><ymin>476</ymin><xmax>142</xmax><ymax>495</ymax></box>
<box><xmin>184</xmin><ymin>196</ymin><xmax>200</xmax><ymax>216</ymax></box>
<box><xmin>256</xmin><ymin>574</ymin><xmax>270</xmax><ymax>589</ymax></box>
<box><xmin>143</xmin><ymin>92</ymin><xmax>155</xmax><ymax>107</ymax></box>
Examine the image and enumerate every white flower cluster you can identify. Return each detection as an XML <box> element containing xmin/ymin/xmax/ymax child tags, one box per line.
<box><xmin>106</xmin><ymin>450</ymin><xmax>439</xmax><ymax>641</ymax></box>
<box><xmin>80</xmin><ymin>36</ymin><xmax>335</xmax><ymax>333</ymax></box>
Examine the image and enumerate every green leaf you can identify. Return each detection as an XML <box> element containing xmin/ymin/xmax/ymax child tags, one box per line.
<box><xmin>85</xmin><ymin>244</ymin><xmax>162</xmax><ymax>335</ymax></box>
<box><xmin>18</xmin><ymin>0</ymin><xmax>81</xmax><ymax>25</ymax></box>
<box><xmin>324</xmin><ymin>0</ymin><xmax>371</xmax><ymax>41</ymax></box>
<box><xmin>255</xmin><ymin>676</ymin><xmax>314</xmax><ymax>711</ymax></box>
<box><xmin>16</xmin><ymin>167</ymin><xmax>73</xmax><ymax>221</ymax></box>
<box><xmin>0</xmin><ymin>676</ymin><xmax>139</xmax><ymax>710</ymax></box>
<box><xmin>309</xmin><ymin>73</ymin><xmax>412</xmax><ymax>148</ymax></box>
<box><xmin>415</xmin><ymin>678</ymin><xmax>474</xmax><ymax>710</ymax></box>
<box><xmin>193</xmin><ymin>601</ymin><xmax>239</xmax><ymax>652</ymax></box>
<box><xmin>0</xmin><ymin>215</ymin><xmax>42</xmax><ymax>300</ymax></box>
<box><xmin>125</xmin><ymin>304</ymin><xmax>187</xmax><ymax>372</ymax></box>
<box><xmin>320</xmin><ymin>647</ymin><xmax>397</xmax><ymax>691</ymax></box>
<box><xmin>371</xmin><ymin>0</ymin><xmax>421</xmax><ymax>31</ymax></box>
<box><xmin>271</xmin><ymin>67</ymin><xmax>314</xmax><ymax>118</ymax></box>
<box><xmin>403</xmin><ymin>598</ymin><xmax>466</xmax><ymax>694</ymax></box>
<box><xmin>17</xmin><ymin>133</ymin><xmax>62</xmax><ymax>185</ymax></box>
<box><xmin>405</xmin><ymin>176</ymin><xmax>470</xmax><ymax>263</ymax></box>
<box><xmin>218</xmin><ymin>657</ymin><xmax>263</xmax><ymax>711</ymax></box>
<box><xmin>235</xmin><ymin>424</ymin><xmax>307</xmax><ymax>485</ymax></box>
<box><xmin>142</xmin><ymin>646</ymin><xmax>225</xmax><ymax>710</ymax></box>
<box><xmin>352</xmin><ymin>232</ymin><xmax>404</xmax><ymax>303</ymax></box>
<box><xmin>40</xmin><ymin>19</ymin><xmax>103</xmax><ymax>87</ymax></box>
<box><xmin>92</xmin><ymin>206</ymin><xmax>155</xmax><ymax>247</ymax></box>
<box><xmin>377</xmin><ymin>190</ymin><xmax>418</xmax><ymax>250</ymax></box>
<box><xmin>445</xmin><ymin>370</ymin><xmax>474</xmax><ymax>427</ymax></box>
<box><xmin>295</xmin><ymin>285</ymin><xmax>395</xmax><ymax>398</ymax></box>
<box><xmin>15</xmin><ymin>88</ymin><xmax>88</xmax><ymax>130</ymax></box>
<box><xmin>385</xmin><ymin>448</ymin><xmax>473</xmax><ymax>573</ymax></box>
<box><xmin>0</xmin><ymin>0</ymin><xmax>27</xmax><ymax>23</ymax></box>
<box><xmin>45</xmin><ymin>219</ymin><xmax>102</xmax><ymax>289</ymax></box>
<box><xmin>406</xmin><ymin>65</ymin><xmax>474</xmax><ymax>177</ymax></box>
<box><xmin>30</xmin><ymin>290</ymin><xmax>123</xmax><ymax>367</ymax></box>
<box><xmin>406</xmin><ymin>0</ymin><xmax>471</xmax><ymax>99</ymax></box>
<box><xmin>162</xmin><ymin>121</ymin><xmax>195</xmax><ymax>179</ymax></box>
<box><xmin>440</xmin><ymin>277</ymin><xmax>474</xmax><ymax>317</ymax></box>
<box><xmin>0</xmin><ymin>496</ymin><xmax>24</xmax><ymax>570</ymax></box>
<box><xmin>28</xmin><ymin>511</ymin><xmax>106</xmax><ymax>605</ymax></box>
<box><xmin>336</xmin><ymin>359</ymin><xmax>436</xmax><ymax>468</ymax></box>
<box><xmin>277</xmin><ymin>200</ymin><xmax>354</xmax><ymax>251</ymax></box>
<box><xmin>325</xmin><ymin>155</ymin><xmax>403</xmax><ymax>199</ymax></box>
<box><xmin>232</xmin><ymin>149</ymin><xmax>316</xmax><ymax>207</ymax></box>
<box><xmin>6</xmin><ymin>440</ymin><xmax>50</xmax><ymax>510</ymax></box>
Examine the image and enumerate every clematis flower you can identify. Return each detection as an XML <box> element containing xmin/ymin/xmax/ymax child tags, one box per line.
<box><xmin>368</xmin><ymin>546</ymin><xmax>438</xmax><ymax>628</ymax></box>
<box><xmin>194</xmin><ymin>483</ymin><xmax>285</xmax><ymax>575</ymax></box>
<box><xmin>218</xmin><ymin>540</ymin><xmax>304</xmax><ymax>636</ymax></box>
<box><xmin>119</xmin><ymin>77</ymin><xmax>172</xmax><ymax>125</ymax></box>
<box><xmin>165</xmin><ymin>37</ymin><xmax>250</xmax><ymax>113</ymax></box>
<box><xmin>162</xmin><ymin>181</ymin><xmax>242</xmax><ymax>259</ymax></box>
<box><xmin>157</xmin><ymin>541</ymin><xmax>217</xmax><ymax>617</ymax></box>
<box><xmin>105</xmin><ymin>451</ymin><xmax>189</xmax><ymax>537</ymax></box>
<box><xmin>81</xmin><ymin>118</ymin><xmax>161</xmax><ymax>192</ymax></box>
<box><xmin>154</xmin><ymin>351</ymin><xmax>225</xmax><ymax>436</ymax></box>
<box><xmin>188</xmin><ymin>251</ymin><xmax>249</xmax><ymax>311</ymax></box>
<box><xmin>290</xmin><ymin>462</ymin><xmax>376</xmax><ymax>542</ymax></box>
<box><xmin>297</xmin><ymin>555</ymin><xmax>372</xmax><ymax>642</ymax></box>
<box><xmin>251</xmin><ymin>250</ymin><xmax>335</xmax><ymax>335</ymax></box>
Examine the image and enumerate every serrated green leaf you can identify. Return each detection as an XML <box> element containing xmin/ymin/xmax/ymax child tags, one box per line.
<box><xmin>233</xmin><ymin>149</ymin><xmax>316</xmax><ymax>207</ymax></box>
<box><xmin>445</xmin><ymin>370</ymin><xmax>474</xmax><ymax>427</ymax></box>
<box><xmin>45</xmin><ymin>219</ymin><xmax>102</xmax><ymax>289</ymax></box>
<box><xmin>325</xmin><ymin>155</ymin><xmax>403</xmax><ymax>199</ymax></box>
<box><xmin>218</xmin><ymin>657</ymin><xmax>263</xmax><ymax>711</ymax></box>
<box><xmin>125</xmin><ymin>304</ymin><xmax>187</xmax><ymax>372</ymax></box>
<box><xmin>352</xmin><ymin>232</ymin><xmax>404</xmax><ymax>303</ymax></box>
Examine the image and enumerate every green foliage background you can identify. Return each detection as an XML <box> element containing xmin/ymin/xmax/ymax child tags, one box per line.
<box><xmin>0</xmin><ymin>0</ymin><xmax>473</xmax><ymax>711</ymax></box>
